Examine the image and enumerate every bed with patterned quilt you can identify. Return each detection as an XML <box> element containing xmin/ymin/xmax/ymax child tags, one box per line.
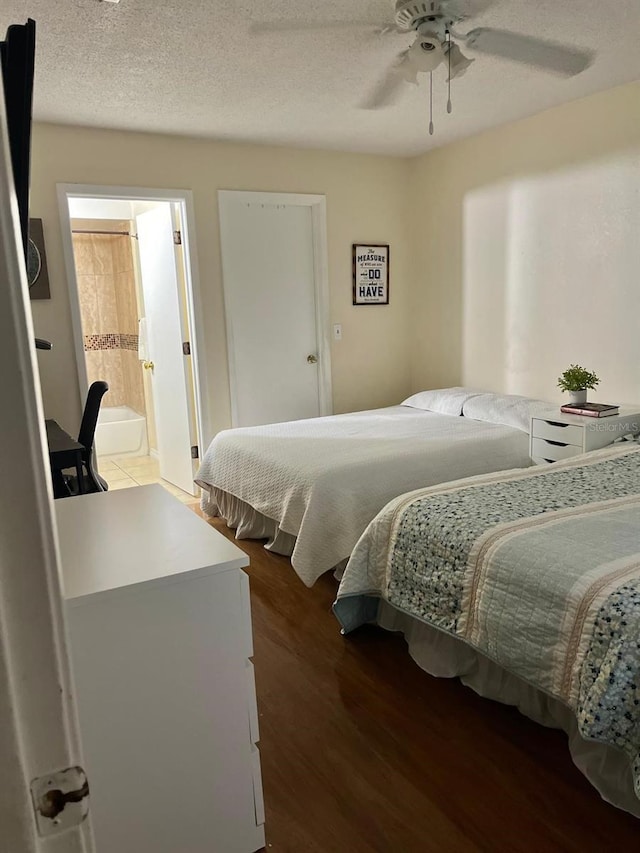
<box><xmin>334</xmin><ymin>442</ymin><xmax>640</xmax><ymax>817</ymax></box>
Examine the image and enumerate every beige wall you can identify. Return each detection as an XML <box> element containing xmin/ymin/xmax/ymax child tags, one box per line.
<box><xmin>30</xmin><ymin>126</ymin><xmax>413</xmax><ymax>442</ymax></box>
<box><xmin>30</xmin><ymin>81</ymin><xmax>640</xmax><ymax>436</ymax></box>
<box><xmin>407</xmin><ymin>80</ymin><xmax>640</xmax><ymax>405</ymax></box>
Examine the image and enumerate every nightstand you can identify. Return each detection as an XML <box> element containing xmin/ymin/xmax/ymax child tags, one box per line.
<box><xmin>530</xmin><ymin>407</ymin><xmax>640</xmax><ymax>465</ymax></box>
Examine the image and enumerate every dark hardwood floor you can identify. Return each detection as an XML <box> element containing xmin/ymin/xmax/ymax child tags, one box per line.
<box><xmin>193</xmin><ymin>508</ymin><xmax>640</xmax><ymax>852</ymax></box>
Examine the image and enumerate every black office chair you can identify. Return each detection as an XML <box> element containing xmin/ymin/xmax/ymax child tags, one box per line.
<box><xmin>65</xmin><ymin>381</ymin><xmax>110</xmax><ymax>495</ymax></box>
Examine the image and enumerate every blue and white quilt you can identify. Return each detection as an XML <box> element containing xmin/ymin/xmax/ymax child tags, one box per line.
<box><xmin>334</xmin><ymin>444</ymin><xmax>640</xmax><ymax>803</ymax></box>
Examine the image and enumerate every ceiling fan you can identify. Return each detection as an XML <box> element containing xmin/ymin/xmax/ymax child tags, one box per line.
<box><xmin>250</xmin><ymin>0</ymin><xmax>595</xmax><ymax>134</ymax></box>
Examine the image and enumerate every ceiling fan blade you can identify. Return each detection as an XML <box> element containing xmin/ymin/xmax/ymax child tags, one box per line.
<box><xmin>465</xmin><ymin>28</ymin><xmax>594</xmax><ymax>76</ymax></box>
<box><xmin>360</xmin><ymin>51</ymin><xmax>414</xmax><ymax>110</ymax></box>
<box><xmin>249</xmin><ymin>20</ymin><xmax>394</xmax><ymax>35</ymax></box>
<box><xmin>441</xmin><ymin>0</ymin><xmax>495</xmax><ymax>20</ymax></box>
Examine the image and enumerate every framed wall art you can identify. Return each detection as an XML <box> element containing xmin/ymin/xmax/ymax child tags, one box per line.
<box><xmin>27</xmin><ymin>218</ymin><xmax>51</xmax><ymax>300</ymax></box>
<box><xmin>352</xmin><ymin>243</ymin><xmax>389</xmax><ymax>305</ymax></box>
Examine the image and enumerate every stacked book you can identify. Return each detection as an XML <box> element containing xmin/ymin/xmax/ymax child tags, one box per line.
<box><xmin>560</xmin><ymin>402</ymin><xmax>619</xmax><ymax>418</ymax></box>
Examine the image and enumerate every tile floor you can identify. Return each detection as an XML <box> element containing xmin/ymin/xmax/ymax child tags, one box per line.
<box><xmin>97</xmin><ymin>454</ymin><xmax>198</xmax><ymax>503</ymax></box>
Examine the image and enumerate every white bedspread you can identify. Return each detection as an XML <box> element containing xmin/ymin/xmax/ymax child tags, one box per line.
<box><xmin>195</xmin><ymin>406</ymin><xmax>532</xmax><ymax>586</ymax></box>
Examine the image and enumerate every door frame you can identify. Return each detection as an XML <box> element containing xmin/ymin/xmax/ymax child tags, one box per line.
<box><xmin>218</xmin><ymin>190</ymin><xmax>333</xmax><ymax>425</ymax></box>
<box><xmin>57</xmin><ymin>184</ymin><xmax>209</xmax><ymax>457</ymax></box>
<box><xmin>1</xmin><ymin>116</ymin><xmax>91</xmax><ymax>848</ymax></box>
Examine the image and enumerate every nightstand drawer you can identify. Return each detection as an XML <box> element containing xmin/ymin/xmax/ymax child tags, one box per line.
<box><xmin>531</xmin><ymin>418</ymin><xmax>583</xmax><ymax>447</ymax></box>
<box><xmin>531</xmin><ymin>437</ymin><xmax>583</xmax><ymax>462</ymax></box>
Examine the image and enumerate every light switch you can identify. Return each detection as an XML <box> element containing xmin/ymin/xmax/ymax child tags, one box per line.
<box><xmin>333</xmin><ymin>324</ymin><xmax>342</xmax><ymax>341</ymax></box>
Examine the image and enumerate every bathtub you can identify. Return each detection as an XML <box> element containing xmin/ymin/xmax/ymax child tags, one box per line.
<box><xmin>96</xmin><ymin>406</ymin><xmax>148</xmax><ymax>457</ymax></box>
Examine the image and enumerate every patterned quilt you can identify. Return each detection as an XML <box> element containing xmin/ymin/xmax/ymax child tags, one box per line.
<box><xmin>333</xmin><ymin>444</ymin><xmax>640</xmax><ymax>802</ymax></box>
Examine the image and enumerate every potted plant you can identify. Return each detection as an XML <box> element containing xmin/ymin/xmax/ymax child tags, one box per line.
<box><xmin>557</xmin><ymin>364</ymin><xmax>600</xmax><ymax>405</ymax></box>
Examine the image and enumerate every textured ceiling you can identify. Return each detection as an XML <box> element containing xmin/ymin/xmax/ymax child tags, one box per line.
<box><xmin>2</xmin><ymin>0</ymin><xmax>639</xmax><ymax>156</ymax></box>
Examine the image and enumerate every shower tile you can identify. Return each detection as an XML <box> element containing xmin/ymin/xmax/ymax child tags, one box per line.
<box><xmin>120</xmin><ymin>333</ymin><xmax>140</xmax><ymax>352</ymax></box>
<box><xmin>92</xmin><ymin>235</ymin><xmax>114</xmax><ymax>274</ymax></box>
<box><xmin>115</xmin><ymin>271</ymin><xmax>138</xmax><ymax>335</ymax></box>
<box><xmin>114</xmin><ymin>272</ymin><xmax>128</xmax><ymax>331</ymax></box>
<box><xmin>113</xmin><ymin>235</ymin><xmax>133</xmax><ymax>274</ymax></box>
<box><xmin>104</xmin><ymin>388</ymin><xmax>125</xmax><ymax>409</ymax></box>
<box><xmin>127</xmin><ymin>272</ymin><xmax>140</xmax><ymax>332</ymax></box>
<box><xmin>72</xmin><ymin>235</ymin><xmax>95</xmax><ymax>276</ymax></box>
<box><xmin>84</xmin><ymin>350</ymin><xmax>105</xmax><ymax>387</ymax></box>
<box><xmin>129</xmin><ymin>273</ymin><xmax>140</xmax><ymax>329</ymax></box>
<box><xmin>112</xmin><ymin>237</ymin><xmax>124</xmax><ymax>273</ymax></box>
<box><xmin>101</xmin><ymin>350</ymin><xmax>125</xmax><ymax>406</ymax></box>
<box><xmin>125</xmin><ymin>351</ymin><xmax>146</xmax><ymax>415</ymax></box>
<box><xmin>77</xmin><ymin>275</ymin><xmax>100</xmax><ymax>336</ymax></box>
<box><xmin>96</xmin><ymin>274</ymin><xmax>118</xmax><ymax>331</ymax></box>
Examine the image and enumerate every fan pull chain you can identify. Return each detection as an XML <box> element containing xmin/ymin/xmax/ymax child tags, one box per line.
<box><xmin>447</xmin><ymin>31</ymin><xmax>452</xmax><ymax>114</ymax></box>
<box><xmin>429</xmin><ymin>72</ymin><xmax>434</xmax><ymax>136</ymax></box>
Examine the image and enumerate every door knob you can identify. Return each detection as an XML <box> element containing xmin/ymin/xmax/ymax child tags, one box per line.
<box><xmin>143</xmin><ymin>360</ymin><xmax>154</xmax><ymax>370</ymax></box>
<box><xmin>307</xmin><ymin>354</ymin><xmax>318</xmax><ymax>364</ymax></box>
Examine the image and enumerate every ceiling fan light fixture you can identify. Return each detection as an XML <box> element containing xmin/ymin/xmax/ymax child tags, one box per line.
<box><xmin>409</xmin><ymin>35</ymin><xmax>444</xmax><ymax>72</ymax></box>
<box><xmin>445</xmin><ymin>42</ymin><xmax>474</xmax><ymax>80</ymax></box>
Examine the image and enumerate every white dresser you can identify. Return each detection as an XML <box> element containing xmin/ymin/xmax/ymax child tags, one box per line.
<box><xmin>530</xmin><ymin>407</ymin><xmax>640</xmax><ymax>464</ymax></box>
<box><xmin>56</xmin><ymin>485</ymin><xmax>265</xmax><ymax>853</ymax></box>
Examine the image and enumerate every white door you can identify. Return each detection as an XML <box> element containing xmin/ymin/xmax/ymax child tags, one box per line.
<box><xmin>218</xmin><ymin>192</ymin><xmax>331</xmax><ymax>427</ymax></box>
<box><xmin>0</xmin><ymin>93</ymin><xmax>92</xmax><ymax>851</ymax></box>
<box><xmin>136</xmin><ymin>205</ymin><xmax>196</xmax><ymax>494</ymax></box>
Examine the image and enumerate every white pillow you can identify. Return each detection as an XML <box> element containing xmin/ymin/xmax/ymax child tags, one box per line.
<box><xmin>401</xmin><ymin>387</ymin><xmax>482</xmax><ymax>417</ymax></box>
<box><xmin>462</xmin><ymin>393</ymin><xmax>547</xmax><ymax>432</ymax></box>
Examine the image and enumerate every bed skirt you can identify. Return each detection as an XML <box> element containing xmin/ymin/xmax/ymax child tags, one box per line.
<box><xmin>374</xmin><ymin>600</ymin><xmax>640</xmax><ymax>819</ymax></box>
<box><xmin>201</xmin><ymin>486</ymin><xmax>298</xmax><ymax>555</ymax></box>
<box><xmin>201</xmin><ymin>485</ymin><xmax>347</xmax><ymax>581</ymax></box>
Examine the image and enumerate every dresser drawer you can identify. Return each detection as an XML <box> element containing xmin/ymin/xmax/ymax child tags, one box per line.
<box><xmin>531</xmin><ymin>437</ymin><xmax>583</xmax><ymax>462</ymax></box>
<box><xmin>531</xmin><ymin>418</ymin><xmax>583</xmax><ymax>447</ymax></box>
<box><xmin>251</xmin><ymin>745</ymin><xmax>265</xmax><ymax>827</ymax></box>
<box><xmin>239</xmin><ymin>569</ymin><xmax>254</xmax><ymax>659</ymax></box>
<box><xmin>245</xmin><ymin>659</ymin><xmax>260</xmax><ymax>745</ymax></box>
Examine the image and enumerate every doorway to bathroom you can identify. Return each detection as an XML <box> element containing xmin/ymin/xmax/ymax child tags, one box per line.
<box><xmin>58</xmin><ymin>186</ymin><xmax>206</xmax><ymax>500</ymax></box>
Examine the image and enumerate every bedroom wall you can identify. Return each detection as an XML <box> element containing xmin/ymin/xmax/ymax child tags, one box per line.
<box><xmin>30</xmin><ymin>126</ymin><xmax>413</xmax><ymax>441</ymax></box>
<box><xmin>408</xmin><ymin>80</ymin><xmax>640</xmax><ymax>406</ymax></box>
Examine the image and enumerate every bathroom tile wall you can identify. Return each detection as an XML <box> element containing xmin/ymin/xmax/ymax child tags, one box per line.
<box><xmin>73</xmin><ymin>220</ymin><xmax>145</xmax><ymax>415</ymax></box>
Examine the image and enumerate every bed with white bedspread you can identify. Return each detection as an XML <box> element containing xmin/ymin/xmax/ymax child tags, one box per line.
<box><xmin>333</xmin><ymin>443</ymin><xmax>640</xmax><ymax>816</ymax></box>
<box><xmin>196</xmin><ymin>389</ymin><xmax>540</xmax><ymax>586</ymax></box>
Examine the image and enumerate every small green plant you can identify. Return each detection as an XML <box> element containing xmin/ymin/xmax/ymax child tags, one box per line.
<box><xmin>557</xmin><ymin>364</ymin><xmax>600</xmax><ymax>393</ymax></box>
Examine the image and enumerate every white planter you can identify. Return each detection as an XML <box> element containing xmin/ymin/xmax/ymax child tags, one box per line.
<box><xmin>568</xmin><ymin>389</ymin><xmax>588</xmax><ymax>405</ymax></box>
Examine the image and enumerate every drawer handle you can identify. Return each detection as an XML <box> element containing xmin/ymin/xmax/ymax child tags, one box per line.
<box><xmin>543</xmin><ymin>439</ymin><xmax>568</xmax><ymax>447</ymax></box>
<box><xmin>545</xmin><ymin>420</ymin><xmax>569</xmax><ymax>428</ymax></box>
